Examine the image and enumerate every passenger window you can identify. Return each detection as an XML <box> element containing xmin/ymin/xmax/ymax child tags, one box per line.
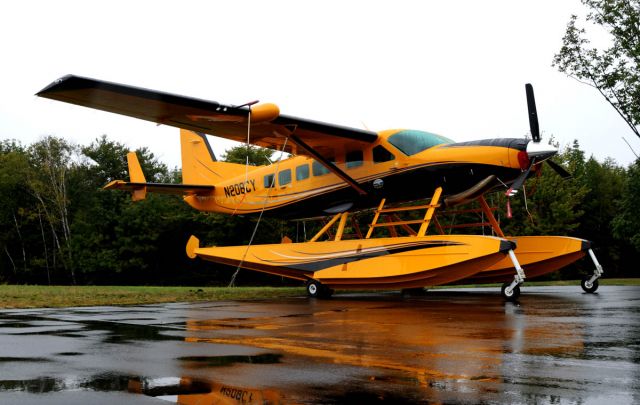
<box><xmin>296</xmin><ymin>164</ymin><xmax>310</xmax><ymax>181</ymax></box>
<box><xmin>346</xmin><ymin>150</ymin><xmax>363</xmax><ymax>169</ymax></box>
<box><xmin>312</xmin><ymin>161</ymin><xmax>330</xmax><ymax>176</ymax></box>
<box><xmin>279</xmin><ymin>169</ymin><xmax>292</xmax><ymax>186</ymax></box>
<box><xmin>373</xmin><ymin>145</ymin><xmax>395</xmax><ymax>163</ymax></box>
<box><xmin>264</xmin><ymin>174</ymin><xmax>275</xmax><ymax>188</ymax></box>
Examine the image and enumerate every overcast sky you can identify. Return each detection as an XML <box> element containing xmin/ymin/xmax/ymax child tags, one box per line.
<box><xmin>1</xmin><ymin>0</ymin><xmax>637</xmax><ymax>168</ymax></box>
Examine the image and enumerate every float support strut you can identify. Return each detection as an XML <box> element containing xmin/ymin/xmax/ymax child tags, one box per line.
<box><xmin>504</xmin><ymin>249</ymin><xmax>526</xmax><ymax>295</ymax></box>
<box><xmin>310</xmin><ymin>213</ymin><xmax>343</xmax><ymax>242</ymax></box>
<box><xmin>334</xmin><ymin>212</ymin><xmax>349</xmax><ymax>241</ymax></box>
<box><xmin>584</xmin><ymin>248</ymin><xmax>604</xmax><ymax>288</ymax></box>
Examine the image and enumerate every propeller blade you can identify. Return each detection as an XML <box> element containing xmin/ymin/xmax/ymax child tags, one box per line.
<box><xmin>525</xmin><ymin>83</ymin><xmax>540</xmax><ymax>142</ymax></box>
<box><xmin>506</xmin><ymin>157</ymin><xmax>536</xmax><ymax>196</ymax></box>
<box><xmin>545</xmin><ymin>159</ymin><xmax>572</xmax><ymax>179</ymax></box>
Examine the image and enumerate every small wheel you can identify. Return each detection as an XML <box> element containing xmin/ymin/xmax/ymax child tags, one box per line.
<box><xmin>307</xmin><ymin>280</ymin><xmax>322</xmax><ymax>298</ymax></box>
<box><xmin>581</xmin><ymin>276</ymin><xmax>599</xmax><ymax>293</ymax></box>
<box><xmin>501</xmin><ymin>282</ymin><xmax>520</xmax><ymax>301</ymax></box>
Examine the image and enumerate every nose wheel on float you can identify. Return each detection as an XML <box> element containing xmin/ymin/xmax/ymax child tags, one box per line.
<box><xmin>500</xmin><ymin>249</ymin><xmax>526</xmax><ymax>302</ymax></box>
<box><xmin>306</xmin><ymin>280</ymin><xmax>334</xmax><ymax>299</ymax></box>
<box><xmin>581</xmin><ymin>248</ymin><xmax>604</xmax><ymax>293</ymax></box>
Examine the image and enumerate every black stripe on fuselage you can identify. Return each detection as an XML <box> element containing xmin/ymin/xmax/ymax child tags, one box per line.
<box><xmin>251</xmin><ymin>162</ymin><xmax>522</xmax><ymax>219</ymax></box>
<box><xmin>253</xmin><ymin>240</ymin><xmax>464</xmax><ymax>272</ymax></box>
<box><xmin>442</xmin><ymin>138</ymin><xmax>528</xmax><ymax>150</ymax></box>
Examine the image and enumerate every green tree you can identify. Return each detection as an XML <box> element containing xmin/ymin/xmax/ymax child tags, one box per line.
<box><xmin>70</xmin><ymin>136</ymin><xmax>179</xmax><ymax>283</ymax></box>
<box><xmin>553</xmin><ymin>0</ymin><xmax>640</xmax><ymax>138</ymax></box>
<box><xmin>221</xmin><ymin>144</ymin><xmax>274</xmax><ymax>166</ymax></box>
<box><xmin>0</xmin><ymin>141</ymin><xmax>33</xmax><ymax>281</ymax></box>
<box><xmin>612</xmin><ymin>158</ymin><xmax>640</xmax><ymax>251</ymax></box>
<box><xmin>81</xmin><ymin>135</ymin><xmax>170</xmax><ymax>185</ymax></box>
<box><xmin>576</xmin><ymin>156</ymin><xmax>626</xmax><ymax>275</ymax></box>
<box><xmin>27</xmin><ymin>137</ymin><xmax>78</xmax><ymax>283</ymax></box>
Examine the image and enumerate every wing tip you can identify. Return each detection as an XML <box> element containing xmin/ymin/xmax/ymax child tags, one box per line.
<box><xmin>103</xmin><ymin>180</ymin><xmax>126</xmax><ymax>190</ymax></box>
<box><xmin>35</xmin><ymin>74</ymin><xmax>79</xmax><ymax>97</ymax></box>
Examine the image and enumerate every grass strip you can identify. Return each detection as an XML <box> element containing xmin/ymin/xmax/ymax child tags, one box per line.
<box><xmin>0</xmin><ymin>285</ymin><xmax>304</xmax><ymax>309</ymax></box>
<box><xmin>0</xmin><ymin>279</ymin><xmax>638</xmax><ymax>309</ymax></box>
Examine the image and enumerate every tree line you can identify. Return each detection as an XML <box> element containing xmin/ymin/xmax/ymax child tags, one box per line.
<box><xmin>0</xmin><ymin>134</ymin><xmax>638</xmax><ymax>285</ymax></box>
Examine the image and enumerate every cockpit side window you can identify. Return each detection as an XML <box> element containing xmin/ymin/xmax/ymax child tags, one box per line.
<box><xmin>388</xmin><ymin>130</ymin><xmax>454</xmax><ymax>156</ymax></box>
<box><xmin>345</xmin><ymin>150</ymin><xmax>363</xmax><ymax>169</ymax></box>
<box><xmin>373</xmin><ymin>145</ymin><xmax>395</xmax><ymax>163</ymax></box>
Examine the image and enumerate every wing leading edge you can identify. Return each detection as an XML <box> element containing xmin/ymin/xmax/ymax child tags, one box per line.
<box><xmin>36</xmin><ymin>75</ymin><xmax>378</xmax><ymax>158</ymax></box>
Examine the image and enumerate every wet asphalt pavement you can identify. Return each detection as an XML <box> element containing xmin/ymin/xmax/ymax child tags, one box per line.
<box><xmin>0</xmin><ymin>286</ymin><xmax>638</xmax><ymax>404</ymax></box>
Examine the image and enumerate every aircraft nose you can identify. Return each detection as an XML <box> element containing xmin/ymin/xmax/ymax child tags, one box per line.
<box><xmin>526</xmin><ymin>141</ymin><xmax>558</xmax><ymax>161</ymax></box>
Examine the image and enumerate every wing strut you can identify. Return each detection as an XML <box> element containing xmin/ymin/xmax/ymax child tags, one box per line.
<box><xmin>289</xmin><ymin>134</ymin><xmax>367</xmax><ymax>195</ymax></box>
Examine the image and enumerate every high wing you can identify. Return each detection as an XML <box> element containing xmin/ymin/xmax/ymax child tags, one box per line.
<box><xmin>36</xmin><ymin>75</ymin><xmax>378</xmax><ymax>159</ymax></box>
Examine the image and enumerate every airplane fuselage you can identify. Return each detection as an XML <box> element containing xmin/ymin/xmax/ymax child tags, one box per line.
<box><xmin>184</xmin><ymin>130</ymin><xmax>529</xmax><ymax>219</ymax></box>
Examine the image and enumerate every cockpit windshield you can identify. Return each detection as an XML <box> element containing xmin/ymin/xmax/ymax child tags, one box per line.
<box><xmin>387</xmin><ymin>130</ymin><xmax>454</xmax><ymax>156</ymax></box>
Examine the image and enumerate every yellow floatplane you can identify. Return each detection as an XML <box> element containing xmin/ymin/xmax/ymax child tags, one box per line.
<box><xmin>36</xmin><ymin>76</ymin><xmax>604</xmax><ymax>300</ymax></box>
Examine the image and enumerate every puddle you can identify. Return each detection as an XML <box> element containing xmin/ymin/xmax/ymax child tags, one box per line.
<box><xmin>1</xmin><ymin>288</ymin><xmax>638</xmax><ymax>403</ymax></box>
<box><xmin>0</xmin><ymin>357</ymin><xmax>51</xmax><ymax>363</ymax></box>
<box><xmin>2</xmin><ymin>314</ymin><xmax>183</xmax><ymax>343</ymax></box>
<box><xmin>178</xmin><ymin>353</ymin><xmax>283</xmax><ymax>368</ymax></box>
<box><xmin>82</xmin><ymin>321</ymin><xmax>184</xmax><ymax>344</ymax></box>
<box><xmin>0</xmin><ymin>373</ymin><xmax>132</xmax><ymax>393</ymax></box>
<box><xmin>131</xmin><ymin>377</ymin><xmax>283</xmax><ymax>404</ymax></box>
<box><xmin>0</xmin><ymin>374</ymin><xmax>285</xmax><ymax>404</ymax></box>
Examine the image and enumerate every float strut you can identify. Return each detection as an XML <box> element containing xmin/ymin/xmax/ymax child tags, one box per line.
<box><xmin>504</xmin><ymin>249</ymin><xmax>526</xmax><ymax>295</ymax></box>
<box><xmin>584</xmin><ymin>248</ymin><xmax>604</xmax><ymax>288</ymax></box>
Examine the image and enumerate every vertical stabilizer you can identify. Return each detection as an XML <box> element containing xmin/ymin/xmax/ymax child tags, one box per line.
<box><xmin>180</xmin><ymin>129</ymin><xmax>255</xmax><ymax>185</ymax></box>
<box><xmin>127</xmin><ymin>152</ymin><xmax>146</xmax><ymax>182</ymax></box>
<box><xmin>126</xmin><ymin>152</ymin><xmax>147</xmax><ymax>201</ymax></box>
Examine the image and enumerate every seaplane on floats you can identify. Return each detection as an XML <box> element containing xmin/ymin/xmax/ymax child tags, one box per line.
<box><xmin>36</xmin><ymin>75</ymin><xmax>604</xmax><ymax>300</ymax></box>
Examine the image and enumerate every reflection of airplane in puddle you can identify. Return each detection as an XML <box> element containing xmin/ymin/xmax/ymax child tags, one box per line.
<box><xmin>180</xmin><ymin>297</ymin><xmax>585</xmax><ymax>402</ymax></box>
<box><xmin>128</xmin><ymin>376</ymin><xmax>281</xmax><ymax>405</ymax></box>
<box><xmin>38</xmin><ymin>76</ymin><xmax>603</xmax><ymax>300</ymax></box>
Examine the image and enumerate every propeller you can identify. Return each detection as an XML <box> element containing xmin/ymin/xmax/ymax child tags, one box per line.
<box><xmin>506</xmin><ymin>157</ymin><xmax>536</xmax><ymax>197</ymax></box>
<box><xmin>507</xmin><ymin>83</ymin><xmax>572</xmax><ymax>196</ymax></box>
<box><xmin>526</xmin><ymin>84</ymin><xmax>540</xmax><ymax>143</ymax></box>
<box><xmin>545</xmin><ymin>158</ymin><xmax>572</xmax><ymax>179</ymax></box>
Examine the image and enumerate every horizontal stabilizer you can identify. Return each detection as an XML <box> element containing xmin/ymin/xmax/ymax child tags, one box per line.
<box><xmin>104</xmin><ymin>180</ymin><xmax>214</xmax><ymax>196</ymax></box>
